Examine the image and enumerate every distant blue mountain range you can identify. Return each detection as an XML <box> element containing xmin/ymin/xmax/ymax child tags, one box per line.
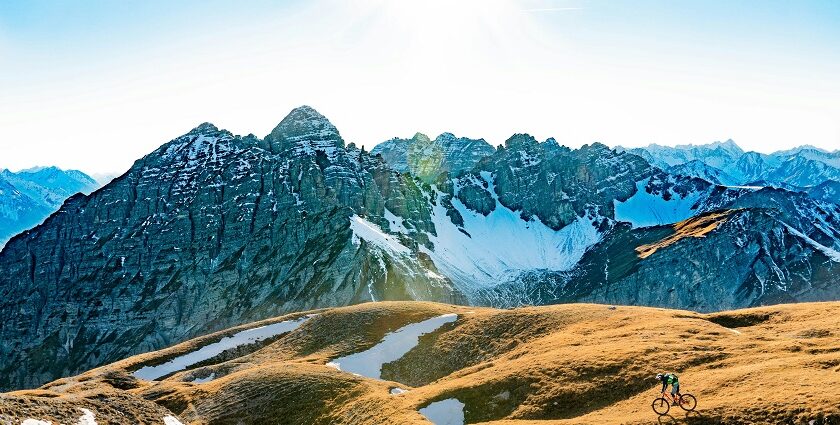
<box><xmin>0</xmin><ymin>167</ymin><xmax>100</xmax><ymax>247</ymax></box>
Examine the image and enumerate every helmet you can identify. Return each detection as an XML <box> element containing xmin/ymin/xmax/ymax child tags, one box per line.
<box><xmin>655</xmin><ymin>373</ymin><xmax>663</xmax><ymax>380</ymax></box>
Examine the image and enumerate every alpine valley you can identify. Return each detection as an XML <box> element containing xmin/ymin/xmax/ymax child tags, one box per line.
<box><xmin>1</xmin><ymin>106</ymin><xmax>839</xmax><ymax>394</ymax></box>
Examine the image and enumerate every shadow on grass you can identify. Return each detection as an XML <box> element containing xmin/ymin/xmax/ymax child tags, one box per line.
<box><xmin>656</xmin><ymin>410</ymin><xmax>720</xmax><ymax>425</ymax></box>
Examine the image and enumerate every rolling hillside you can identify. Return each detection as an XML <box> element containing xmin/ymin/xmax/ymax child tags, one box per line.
<box><xmin>3</xmin><ymin>301</ymin><xmax>838</xmax><ymax>424</ymax></box>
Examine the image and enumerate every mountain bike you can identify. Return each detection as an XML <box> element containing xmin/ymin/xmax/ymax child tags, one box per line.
<box><xmin>651</xmin><ymin>392</ymin><xmax>697</xmax><ymax>415</ymax></box>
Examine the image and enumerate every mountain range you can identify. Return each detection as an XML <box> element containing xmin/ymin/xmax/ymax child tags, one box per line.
<box><xmin>0</xmin><ymin>167</ymin><xmax>100</xmax><ymax>247</ymax></box>
<box><xmin>618</xmin><ymin>140</ymin><xmax>840</xmax><ymax>189</ymax></box>
<box><xmin>0</xmin><ymin>106</ymin><xmax>838</xmax><ymax>391</ymax></box>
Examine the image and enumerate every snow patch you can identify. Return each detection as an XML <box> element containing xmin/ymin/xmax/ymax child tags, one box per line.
<box><xmin>384</xmin><ymin>208</ymin><xmax>411</xmax><ymax>234</ymax></box>
<box><xmin>419</xmin><ymin>398</ymin><xmax>465</xmax><ymax>425</ymax></box>
<box><xmin>191</xmin><ymin>372</ymin><xmax>216</xmax><ymax>383</ymax></box>
<box><xmin>350</xmin><ymin>215</ymin><xmax>411</xmax><ymax>255</ymax></box>
<box><xmin>390</xmin><ymin>387</ymin><xmax>409</xmax><ymax>395</ymax></box>
<box><xmin>76</xmin><ymin>409</ymin><xmax>97</xmax><ymax>425</ymax></box>
<box><xmin>783</xmin><ymin>224</ymin><xmax>840</xmax><ymax>262</ymax></box>
<box><xmin>134</xmin><ymin>315</ymin><xmax>313</xmax><ymax>381</ymax></box>
<box><xmin>163</xmin><ymin>416</ymin><xmax>186</xmax><ymax>425</ymax></box>
<box><xmin>725</xmin><ymin>185</ymin><xmax>764</xmax><ymax>190</ymax></box>
<box><xmin>424</xmin><ymin>173</ymin><xmax>601</xmax><ymax>292</ymax></box>
<box><xmin>614</xmin><ymin>178</ymin><xmax>703</xmax><ymax>228</ymax></box>
<box><xmin>328</xmin><ymin>314</ymin><xmax>457</xmax><ymax>379</ymax></box>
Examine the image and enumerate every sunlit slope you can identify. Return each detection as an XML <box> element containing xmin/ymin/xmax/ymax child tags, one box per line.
<box><xmin>3</xmin><ymin>301</ymin><xmax>839</xmax><ymax>424</ymax></box>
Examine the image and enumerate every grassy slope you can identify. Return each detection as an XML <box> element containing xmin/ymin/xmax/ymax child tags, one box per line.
<box><xmin>3</xmin><ymin>301</ymin><xmax>839</xmax><ymax>424</ymax></box>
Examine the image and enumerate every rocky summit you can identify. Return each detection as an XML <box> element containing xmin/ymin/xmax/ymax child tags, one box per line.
<box><xmin>1</xmin><ymin>106</ymin><xmax>839</xmax><ymax>391</ymax></box>
<box><xmin>371</xmin><ymin>132</ymin><xmax>495</xmax><ymax>183</ymax></box>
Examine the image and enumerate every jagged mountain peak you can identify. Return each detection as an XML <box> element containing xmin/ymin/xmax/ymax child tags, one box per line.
<box><xmin>716</xmin><ymin>138</ymin><xmax>740</xmax><ymax>149</ymax></box>
<box><xmin>265</xmin><ymin>105</ymin><xmax>344</xmax><ymax>153</ymax></box>
<box><xmin>435</xmin><ymin>131</ymin><xmax>457</xmax><ymax>141</ymax></box>
<box><xmin>504</xmin><ymin>133</ymin><xmax>539</xmax><ymax>149</ymax></box>
<box><xmin>411</xmin><ymin>132</ymin><xmax>432</xmax><ymax>143</ymax></box>
<box><xmin>371</xmin><ymin>131</ymin><xmax>494</xmax><ymax>181</ymax></box>
<box><xmin>188</xmin><ymin>122</ymin><xmax>220</xmax><ymax>135</ymax></box>
<box><xmin>581</xmin><ymin>141</ymin><xmax>613</xmax><ymax>152</ymax></box>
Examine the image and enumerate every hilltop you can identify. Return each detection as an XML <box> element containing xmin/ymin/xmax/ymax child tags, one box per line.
<box><xmin>2</xmin><ymin>301</ymin><xmax>838</xmax><ymax>424</ymax></box>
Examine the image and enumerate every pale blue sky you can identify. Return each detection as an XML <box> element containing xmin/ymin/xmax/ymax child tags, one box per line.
<box><xmin>1</xmin><ymin>0</ymin><xmax>838</xmax><ymax>174</ymax></box>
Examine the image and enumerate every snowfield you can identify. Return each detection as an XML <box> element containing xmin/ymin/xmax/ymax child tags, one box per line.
<box><xmin>133</xmin><ymin>315</ymin><xmax>313</xmax><ymax>381</ymax></box>
<box><xmin>350</xmin><ymin>214</ymin><xmax>411</xmax><ymax>255</ymax></box>
<box><xmin>419</xmin><ymin>398</ymin><xmax>466</xmax><ymax>425</ymax></box>
<box><xmin>614</xmin><ymin>178</ymin><xmax>703</xmax><ymax>228</ymax></box>
<box><xmin>384</xmin><ymin>208</ymin><xmax>411</xmax><ymax>234</ymax></box>
<box><xmin>424</xmin><ymin>173</ymin><xmax>601</xmax><ymax>294</ymax></box>
<box><xmin>327</xmin><ymin>314</ymin><xmax>458</xmax><ymax>379</ymax></box>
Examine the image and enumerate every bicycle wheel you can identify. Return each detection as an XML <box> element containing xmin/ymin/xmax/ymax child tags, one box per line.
<box><xmin>679</xmin><ymin>394</ymin><xmax>697</xmax><ymax>411</ymax></box>
<box><xmin>652</xmin><ymin>397</ymin><xmax>671</xmax><ymax>415</ymax></box>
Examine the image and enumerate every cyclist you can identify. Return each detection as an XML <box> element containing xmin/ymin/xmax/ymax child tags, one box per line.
<box><xmin>656</xmin><ymin>373</ymin><xmax>680</xmax><ymax>405</ymax></box>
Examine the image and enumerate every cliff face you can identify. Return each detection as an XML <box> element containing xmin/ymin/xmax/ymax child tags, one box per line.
<box><xmin>1</xmin><ymin>107</ymin><xmax>838</xmax><ymax>391</ymax></box>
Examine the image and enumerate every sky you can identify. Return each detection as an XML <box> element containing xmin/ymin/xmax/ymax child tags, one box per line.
<box><xmin>1</xmin><ymin>0</ymin><xmax>839</xmax><ymax>175</ymax></box>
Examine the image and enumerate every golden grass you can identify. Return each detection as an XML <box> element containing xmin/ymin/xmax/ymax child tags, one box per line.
<box><xmin>3</xmin><ymin>301</ymin><xmax>839</xmax><ymax>424</ymax></box>
<box><xmin>636</xmin><ymin>210</ymin><xmax>738</xmax><ymax>259</ymax></box>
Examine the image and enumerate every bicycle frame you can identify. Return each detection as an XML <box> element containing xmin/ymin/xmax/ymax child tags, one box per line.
<box><xmin>661</xmin><ymin>392</ymin><xmax>682</xmax><ymax>403</ymax></box>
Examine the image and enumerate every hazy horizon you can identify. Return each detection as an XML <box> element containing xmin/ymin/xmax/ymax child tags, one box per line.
<box><xmin>2</xmin><ymin>0</ymin><xmax>839</xmax><ymax>174</ymax></box>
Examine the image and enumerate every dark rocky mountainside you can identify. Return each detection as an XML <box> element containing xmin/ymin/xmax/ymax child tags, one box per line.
<box><xmin>0</xmin><ymin>107</ymin><xmax>459</xmax><ymax>390</ymax></box>
<box><xmin>1</xmin><ymin>107</ymin><xmax>838</xmax><ymax>390</ymax></box>
<box><xmin>370</xmin><ymin>132</ymin><xmax>494</xmax><ymax>183</ymax></box>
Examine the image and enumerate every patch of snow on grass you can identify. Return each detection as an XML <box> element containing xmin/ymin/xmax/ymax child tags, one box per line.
<box><xmin>390</xmin><ymin>387</ymin><xmax>408</xmax><ymax>395</ymax></box>
<box><xmin>419</xmin><ymin>398</ymin><xmax>465</xmax><ymax>425</ymax></box>
<box><xmin>350</xmin><ymin>215</ymin><xmax>411</xmax><ymax>255</ymax></box>
<box><xmin>614</xmin><ymin>178</ymin><xmax>703</xmax><ymax>228</ymax></box>
<box><xmin>424</xmin><ymin>173</ymin><xmax>601</xmax><ymax>292</ymax></box>
<box><xmin>76</xmin><ymin>409</ymin><xmax>97</xmax><ymax>425</ymax></box>
<box><xmin>134</xmin><ymin>315</ymin><xmax>313</xmax><ymax>381</ymax></box>
<box><xmin>191</xmin><ymin>372</ymin><xmax>216</xmax><ymax>383</ymax></box>
<box><xmin>328</xmin><ymin>314</ymin><xmax>457</xmax><ymax>379</ymax></box>
<box><xmin>163</xmin><ymin>416</ymin><xmax>186</xmax><ymax>425</ymax></box>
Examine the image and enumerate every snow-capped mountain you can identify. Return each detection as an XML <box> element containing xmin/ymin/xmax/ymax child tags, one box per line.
<box><xmin>0</xmin><ymin>175</ymin><xmax>53</xmax><ymax>247</ymax></box>
<box><xmin>667</xmin><ymin>160</ymin><xmax>738</xmax><ymax>186</ymax></box>
<box><xmin>0</xmin><ymin>107</ymin><xmax>838</xmax><ymax>391</ymax></box>
<box><xmin>0</xmin><ymin>167</ymin><xmax>99</xmax><ymax>246</ymax></box>
<box><xmin>620</xmin><ymin>140</ymin><xmax>840</xmax><ymax>188</ymax></box>
<box><xmin>620</xmin><ymin>139</ymin><xmax>744</xmax><ymax>170</ymax></box>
